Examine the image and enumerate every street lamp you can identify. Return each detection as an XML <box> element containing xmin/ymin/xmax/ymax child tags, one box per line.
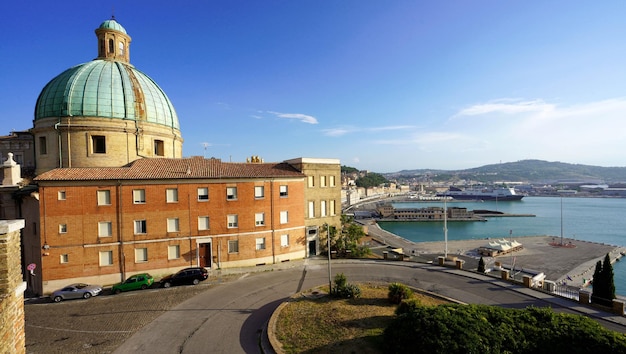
<box><xmin>443</xmin><ymin>198</ymin><xmax>448</xmax><ymax>259</ymax></box>
<box><xmin>325</xmin><ymin>223</ymin><xmax>332</xmax><ymax>293</ymax></box>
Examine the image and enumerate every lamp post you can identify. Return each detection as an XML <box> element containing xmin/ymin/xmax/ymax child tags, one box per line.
<box><xmin>325</xmin><ymin>223</ymin><xmax>332</xmax><ymax>293</ymax></box>
<box><xmin>443</xmin><ymin>198</ymin><xmax>448</xmax><ymax>259</ymax></box>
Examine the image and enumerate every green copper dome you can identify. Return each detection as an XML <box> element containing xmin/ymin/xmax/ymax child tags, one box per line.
<box><xmin>34</xmin><ymin>18</ymin><xmax>180</xmax><ymax>130</ymax></box>
<box><xmin>98</xmin><ymin>19</ymin><xmax>127</xmax><ymax>34</ymax></box>
<box><xmin>34</xmin><ymin>60</ymin><xmax>180</xmax><ymax>129</ymax></box>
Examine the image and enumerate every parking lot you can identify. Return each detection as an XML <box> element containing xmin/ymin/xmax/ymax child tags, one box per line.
<box><xmin>24</xmin><ymin>275</ymin><xmax>236</xmax><ymax>354</ymax></box>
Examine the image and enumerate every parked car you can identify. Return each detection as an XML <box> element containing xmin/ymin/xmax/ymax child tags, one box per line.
<box><xmin>51</xmin><ymin>283</ymin><xmax>102</xmax><ymax>302</ymax></box>
<box><xmin>111</xmin><ymin>273</ymin><xmax>154</xmax><ymax>294</ymax></box>
<box><xmin>160</xmin><ymin>267</ymin><xmax>208</xmax><ymax>288</ymax></box>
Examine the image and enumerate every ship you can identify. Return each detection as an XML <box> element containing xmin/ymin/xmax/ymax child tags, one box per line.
<box><xmin>436</xmin><ymin>186</ymin><xmax>524</xmax><ymax>201</ymax></box>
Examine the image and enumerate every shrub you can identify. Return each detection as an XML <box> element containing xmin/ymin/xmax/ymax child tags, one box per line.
<box><xmin>331</xmin><ymin>273</ymin><xmax>361</xmax><ymax>299</ymax></box>
<box><xmin>477</xmin><ymin>256</ymin><xmax>486</xmax><ymax>273</ymax></box>
<box><xmin>388</xmin><ymin>283</ymin><xmax>413</xmax><ymax>304</ymax></box>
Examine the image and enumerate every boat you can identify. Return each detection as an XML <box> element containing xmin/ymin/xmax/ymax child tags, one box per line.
<box><xmin>436</xmin><ymin>186</ymin><xmax>524</xmax><ymax>201</ymax></box>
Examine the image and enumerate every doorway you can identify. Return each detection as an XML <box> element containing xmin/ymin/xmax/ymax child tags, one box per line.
<box><xmin>199</xmin><ymin>242</ymin><xmax>212</xmax><ymax>268</ymax></box>
<box><xmin>308</xmin><ymin>240</ymin><xmax>317</xmax><ymax>256</ymax></box>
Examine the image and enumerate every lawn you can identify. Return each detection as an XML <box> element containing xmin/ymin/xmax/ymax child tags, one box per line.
<box><xmin>273</xmin><ymin>282</ymin><xmax>450</xmax><ymax>353</ymax></box>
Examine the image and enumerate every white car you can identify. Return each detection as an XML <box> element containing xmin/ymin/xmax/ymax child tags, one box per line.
<box><xmin>51</xmin><ymin>283</ymin><xmax>103</xmax><ymax>302</ymax></box>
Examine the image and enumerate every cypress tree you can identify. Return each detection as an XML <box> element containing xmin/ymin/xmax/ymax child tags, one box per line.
<box><xmin>602</xmin><ymin>253</ymin><xmax>616</xmax><ymax>300</ymax></box>
<box><xmin>592</xmin><ymin>260</ymin><xmax>603</xmax><ymax>302</ymax></box>
<box><xmin>477</xmin><ymin>257</ymin><xmax>486</xmax><ymax>273</ymax></box>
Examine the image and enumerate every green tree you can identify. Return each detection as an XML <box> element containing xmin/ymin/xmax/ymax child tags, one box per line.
<box><xmin>477</xmin><ymin>257</ymin><xmax>486</xmax><ymax>273</ymax></box>
<box><xmin>592</xmin><ymin>260</ymin><xmax>603</xmax><ymax>302</ymax></box>
<box><xmin>602</xmin><ymin>253</ymin><xmax>616</xmax><ymax>301</ymax></box>
<box><xmin>355</xmin><ymin>172</ymin><xmax>389</xmax><ymax>188</ymax></box>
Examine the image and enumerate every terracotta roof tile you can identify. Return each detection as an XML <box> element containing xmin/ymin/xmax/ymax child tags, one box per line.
<box><xmin>34</xmin><ymin>157</ymin><xmax>305</xmax><ymax>181</ymax></box>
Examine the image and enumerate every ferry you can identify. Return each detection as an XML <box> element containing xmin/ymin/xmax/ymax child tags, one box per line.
<box><xmin>436</xmin><ymin>186</ymin><xmax>524</xmax><ymax>201</ymax></box>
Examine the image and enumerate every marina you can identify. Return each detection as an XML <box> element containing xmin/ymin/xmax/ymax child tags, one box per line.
<box><xmin>368</xmin><ymin>196</ymin><xmax>626</xmax><ymax>295</ymax></box>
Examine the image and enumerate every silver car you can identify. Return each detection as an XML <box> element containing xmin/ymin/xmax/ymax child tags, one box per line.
<box><xmin>51</xmin><ymin>283</ymin><xmax>103</xmax><ymax>302</ymax></box>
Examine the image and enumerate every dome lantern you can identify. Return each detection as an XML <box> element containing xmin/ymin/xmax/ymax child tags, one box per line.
<box><xmin>95</xmin><ymin>17</ymin><xmax>131</xmax><ymax>63</ymax></box>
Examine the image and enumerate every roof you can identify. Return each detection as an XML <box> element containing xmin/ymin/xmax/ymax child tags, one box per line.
<box><xmin>34</xmin><ymin>157</ymin><xmax>306</xmax><ymax>182</ymax></box>
<box><xmin>34</xmin><ymin>60</ymin><xmax>179</xmax><ymax>129</ymax></box>
<box><xmin>98</xmin><ymin>18</ymin><xmax>127</xmax><ymax>34</ymax></box>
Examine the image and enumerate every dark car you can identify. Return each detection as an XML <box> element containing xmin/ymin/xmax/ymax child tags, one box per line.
<box><xmin>160</xmin><ymin>267</ymin><xmax>208</xmax><ymax>288</ymax></box>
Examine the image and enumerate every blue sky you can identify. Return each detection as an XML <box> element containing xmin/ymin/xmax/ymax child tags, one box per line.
<box><xmin>2</xmin><ymin>1</ymin><xmax>626</xmax><ymax>172</ymax></box>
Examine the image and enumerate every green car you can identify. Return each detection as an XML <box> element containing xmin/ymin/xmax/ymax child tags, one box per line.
<box><xmin>111</xmin><ymin>273</ymin><xmax>154</xmax><ymax>294</ymax></box>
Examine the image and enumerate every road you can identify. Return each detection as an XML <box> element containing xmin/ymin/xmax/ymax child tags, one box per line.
<box><xmin>112</xmin><ymin>259</ymin><xmax>626</xmax><ymax>353</ymax></box>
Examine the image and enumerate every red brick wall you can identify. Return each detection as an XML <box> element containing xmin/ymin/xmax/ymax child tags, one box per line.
<box><xmin>39</xmin><ymin>178</ymin><xmax>305</xmax><ymax>282</ymax></box>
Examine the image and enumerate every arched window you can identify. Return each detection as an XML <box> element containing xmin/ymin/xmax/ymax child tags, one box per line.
<box><xmin>108</xmin><ymin>39</ymin><xmax>114</xmax><ymax>54</ymax></box>
<box><xmin>100</xmin><ymin>39</ymin><xmax>105</xmax><ymax>56</ymax></box>
<box><xmin>119</xmin><ymin>41</ymin><xmax>124</xmax><ymax>56</ymax></box>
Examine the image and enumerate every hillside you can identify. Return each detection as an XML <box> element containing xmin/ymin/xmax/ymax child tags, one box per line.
<box><xmin>384</xmin><ymin>159</ymin><xmax>626</xmax><ymax>184</ymax></box>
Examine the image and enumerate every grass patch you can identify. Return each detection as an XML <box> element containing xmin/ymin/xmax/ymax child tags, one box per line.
<box><xmin>274</xmin><ymin>282</ymin><xmax>449</xmax><ymax>353</ymax></box>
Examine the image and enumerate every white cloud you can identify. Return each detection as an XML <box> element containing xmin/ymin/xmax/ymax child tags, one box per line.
<box><xmin>267</xmin><ymin>111</ymin><xmax>319</xmax><ymax>124</ymax></box>
<box><xmin>322</xmin><ymin>128</ymin><xmax>352</xmax><ymax>137</ymax></box>
<box><xmin>455</xmin><ymin>99</ymin><xmax>554</xmax><ymax>117</ymax></box>
<box><xmin>369</xmin><ymin>125</ymin><xmax>416</xmax><ymax>132</ymax></box>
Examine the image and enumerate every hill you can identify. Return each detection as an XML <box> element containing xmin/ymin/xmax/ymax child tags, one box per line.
<box><xmin>384</xmin><ymin>159</ymin><xmax>626</xmax><ymax>184</ymax></box>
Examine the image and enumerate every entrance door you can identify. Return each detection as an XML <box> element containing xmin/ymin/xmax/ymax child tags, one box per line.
<box><xmin>308</xmin><ymin>240</ymin><xmax>317</xmax><ymax>256</ymax></box>
<box><xmin>199</xmin><ymin>243</ymin><xmax>212</xmax><ymax>268</ymax></box>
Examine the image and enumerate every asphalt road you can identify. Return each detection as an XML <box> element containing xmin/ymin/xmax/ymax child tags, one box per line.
<box><xmin>110</xmin><ymin>259</ymin><xmax>626</xmax><ymax>354</ymax></box>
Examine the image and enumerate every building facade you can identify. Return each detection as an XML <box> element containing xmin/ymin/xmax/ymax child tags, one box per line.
<box><xmin>34</xmin><ymin>157</ymin><xmax>307</xmax><ymax>293</ymax></box>
<box><xmin>285</xmin><ymin>158</ymin><xmax>341</xmax><ymax>256</ymax></box>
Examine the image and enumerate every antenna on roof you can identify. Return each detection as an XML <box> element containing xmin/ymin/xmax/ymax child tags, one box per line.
<box><xmin>111</xmin><ymin>6</ymin><xmax>116</xmax><ymax>20</ymax></box>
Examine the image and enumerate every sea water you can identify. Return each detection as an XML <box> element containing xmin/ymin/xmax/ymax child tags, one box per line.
<box><xmin>378</xmin><ymin>196</ymin><xmax>626</xmax><ymax>294</ymax></box>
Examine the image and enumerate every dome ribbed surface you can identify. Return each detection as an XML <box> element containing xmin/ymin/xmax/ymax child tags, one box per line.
<box><xmin>98</xmin><ymin>19</ymin><xmax>127</xmax><ymax>34</ymax></box>
<box><xmin>34</xmin><ymin>60</ymin><xmax>179</xmax><ymax>129</ymax></box>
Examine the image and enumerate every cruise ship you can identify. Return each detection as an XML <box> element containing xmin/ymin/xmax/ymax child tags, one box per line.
<box><xmin>437</xmin><ymin>186</ymin><xmax>524</xmax><ymax>201</ymax></box>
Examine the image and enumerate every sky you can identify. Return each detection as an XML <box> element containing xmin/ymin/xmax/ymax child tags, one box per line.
<box><xmin>2</xmin><ymin>1</ymin><xmax>626</xmax><ymax>173</ymax></box>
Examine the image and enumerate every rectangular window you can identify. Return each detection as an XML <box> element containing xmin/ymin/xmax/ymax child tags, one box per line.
<box><xmin>58</xmin><ymin>191</ymin><xmax>66</xmax><ymax>200</ymax></box>
<box><xmin>97</xmin><ymin>190</ymin><xmax>111</xmax><ymax>206</ymax></box>
<box><xmin>254</xmin><ymin>186</ymin><xmax>265</xmax><ymax>199</ymax></box>
<box><xmin>135</xmin><ymin>248</ymin><xmax>148</xmax><ymax>263</ymax></box>
<box><xmin>99</xmin><ymin>250</ymin><xmax>113</xmax><ymax>266</ymax></box>
<box><xmin>166</xmin><ymin>188</ymin><xmax>178</xmax><ymax>203</ymax></box>
<box><xmin>154</xmin><ymin>139</ymin><xmax>164</xmax><ymax>156</ymax></box>
<box><xmin>92</xmin><ymin>135</ymin><xmax>106</xmax><ymax>154</ymax></box>
<box><xmin>133</xmin><ymin>189</ymin><xmax>146</xmax><ymax>204</ymax></box>
<box><xmin>321</xmin><ymin>200</ymin><xmax>327</xmax><ymax>217</ymax></box>
<box><xmin>59</xmin><ymin>224</ymin><xmax>67</xmax><ymax>233</ymax></box>
<box><xmin>228</xmin><ymin>240</ymin><xmax>239</xmax><ymax>253</ymax></box>
<box><xmin>134</xmin><ymin>220</ymin><xmax>147</xmax><ymax>234</ymax></box>
<box><xmin>280</xmin><ymin>211</ymin><xmax>288</xmax><ymax>224</ymax></box>
<box><xmin>330</xmin><ymin>200</ymin><xmax>336</xmax><ymax>216</ymax></box>
<box><xmin>279</xmin><ymin>185</ymin><xmax>288</xmax><ymax>197</ymax></box>
<box><xmin>308</xmin><ymin>176</ymin><xmax>315</xmax><ymax>187</ymax></box>
<box><xmin>308</xmin><ymin>201</ymin><xmax>315</xmax><ymax>218</ymax></box>
<box><xmin>321</xmin><ymin>176</ymin><xmax>327</xmax><ymax>187</ymax></box>
<box><xmin>227</xmin><ymin>214</ymin><xmax>238</xmax><ymax>228</ymax></box>
<box><xmin>255</xmin><ymin>213</ymin><xmax>265</xmax><ymax>226</ymax></box>
<box><xmin>255</xmin><ymin>237</ymin><xmax>266</xmax><ymax>250</ymax></box>
<box><xmin>98</xmin><ymin>221</ymin><xmax>112</xmax><ymax>237</ymax></box>
<box><xmin>39</xmin><ymin>136</ymin><xmax>47</xmax><ymax>155</ymax></box>
<box><xmin>281</xmin><ymin>234</ymin><xmax>289</xmax><ymax>247</ymax></box>
<box><xmin>330</xmin><ymin>175</ymin><xmax>336</xmax><ymax>187</ymax></box>
<box><xmin>60</xmin><ymin>254</ymin><xmax>69</xmax><ymax>264</ymax></box>
<box><xmin>197</xmin><ymin>187</ymin><xmax>209</xmax><ymax>201</ymax></box>
<box><xmin>167</xmin><ymin>218</ymin><xmax>180</xmax><ymax>232</ymax></box>
<box><xmin>198</xmin><ymin>216</ymin><xmax>210</xmax><ymax>231</ymax></box>
<box><xmin>168</xmin><ymin>245</ymin><xmax>180</xmax><ymax>260</ymax></box>
<box><xmin>226</xmin><ymin>187</ymin><xmax>237</xmax><ymax>200</ymax></box>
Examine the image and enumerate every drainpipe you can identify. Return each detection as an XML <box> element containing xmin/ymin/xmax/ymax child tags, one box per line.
<box><xmin>271</xmin><ymin>179</ymin><xmax>276</xmax><ymax>264</ymax></box>
<box><xmin>54</xmin><ymin>122</ymin><xmax>62</xmax><ymax>168</ymax></box>
<box><xmin>116</xmin><ymin>181</ymin><xmax>125</xmax><ymax>281</ymax></box>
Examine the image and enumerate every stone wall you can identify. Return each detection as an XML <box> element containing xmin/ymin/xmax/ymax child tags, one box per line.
<box><xmin>0</xmin><ymin>219</ymin><xmax>26</xmax><ymax>354</ymax></box>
